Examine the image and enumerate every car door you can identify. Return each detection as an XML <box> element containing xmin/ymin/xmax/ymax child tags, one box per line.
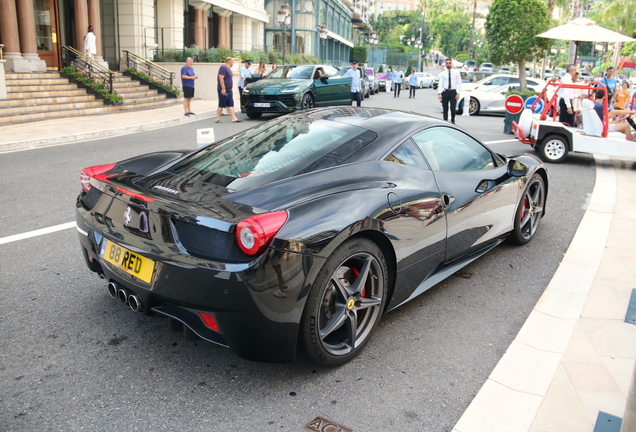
<box><xmin>380</xmin><ymin>139</ymin><xmax>447</xmax><ymax>309</ymax></box>
<box><xmin>315</xmin><ymin>66</ymin><xmax>351</xmax><ymax>105</ymax></box>
<box><xmin>411</xmin><ymin>126</ymin><xmax>520</xmax><ymax>262</ymax></box>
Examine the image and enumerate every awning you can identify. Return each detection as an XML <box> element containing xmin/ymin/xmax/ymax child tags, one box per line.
<box><xmin>201</xmin><ymin>0</ymin><xmax>269</xmax><ymax>22</ymax></box>
<box><xmin>327</xmin><ymin>30</ymin><xmax>354</xmax><ymax>48</ymax></box>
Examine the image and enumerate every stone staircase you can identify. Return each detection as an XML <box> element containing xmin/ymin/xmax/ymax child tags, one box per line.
<box><xmin>1</xmin><ymin>71</ymin><xmax>178</xmax><ymax>126</ymax></box>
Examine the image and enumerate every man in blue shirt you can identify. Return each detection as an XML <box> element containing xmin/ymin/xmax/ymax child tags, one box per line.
<box><xmin>393</xmin><ymin>67</ymin><xmax>404</xmax><ymax>98</ymax></box>
<box><xmin>238</xmin><ymin>59</ymin><xmax>252</xmax><ymax>98</ymax></box>
<box><xmin>601</xmin><ymin>67</ymin><xmax>617</xmax><ymax>101</ymax></box>
<box><xmin>181</xmin><ymin>57</ymin><xmax>198</xmax><ymax>116</ymax></box>
<box><xmin>343</xmin><ymin>60</ymin><xmax>362</xmax><ymax>107</ymax></box>
<box><xmin>387</xmin><ymin>69</ymin><xmax>394</xmax><ymax>92</ymax></box>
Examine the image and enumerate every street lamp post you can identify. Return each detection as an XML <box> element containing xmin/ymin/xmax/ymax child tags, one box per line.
<box><xmin>415</xmin><ymin>40</ymin><xmax>422</xmax><ymax>73</ymax></box>
<box><xmin>319</xmin><ymin>23</ymin><xmax>328</xmax><ymax>62</ymax></box>
<box><xmin>277</xmin><ymin>3</ymin><xmax>291</xmax><ymax>65</ymax></box>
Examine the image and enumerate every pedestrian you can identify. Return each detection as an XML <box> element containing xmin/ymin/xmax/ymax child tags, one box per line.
<box><xmin>216</xmin><ymin>57</ymin><xmax>242</xmax><ymax>123</ymax></box>
<box><xmin>408</xmin><ymin>70</ymin><xmax>418</xmax><ymax>98</ymax></box>
<box><xmin>393</xmin><ymin>67</ymin><xmax>404</xmax><ymax>98</ymax></box>
<box><xmin>238</xmin><ymin>59</ymin><xmax>252</xmax><ymax>98</ymax></box>
<box><xmin>592</xmin><ymin>89</ymin><xmax>635</xmax><ymax>138</ymax></box>
<box><xmin>386</xmin><ymin>68</ymin><xmax>394</xmax><ymax>92</ymax></box>
<box><xmin>257</xmin><ymin>61</ymin><xmax>267</xmax><ymax>77</ymax></box>
<box><xmin>558</xmin><ymin>64</ymin><xmax>577</xmax><ymax>126</ymax></box>
<box><xmin>437</xmin><ymin>58</ymin><xmax>462</xmax><ymax>124</ymax></box>
<box><xmin>181</xmin><ymin>57</ymin><xmax>198</xmax><ymax>116</ymax></box>
<box><xmin>84</xmin><ymin>25</ymin><xmax>96</xmax><ymax>60</ymax></box>
<box><xmin>600</xmin><ymin>66</ymin><xmax>617</xmax><ymax>101</ymax></box>
<box><xmin>343</xmin><ymin>60</ymin><xmax>362</xmax><ymax>107</ymax></box>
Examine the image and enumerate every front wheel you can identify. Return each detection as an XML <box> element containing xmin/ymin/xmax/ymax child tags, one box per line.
<box><xmin>538</xmin><ymin>134</ymin><xmax>569</xmax><ymax>163</ymax></box>
<box><xmin>509</xmin><ymin>174</ymin><xmax>545</xmax><ymax>245</ymax></box>
<box><xmin>468</xmin><ymin>97</ymin><xmax>480</xmax><ymax>115</ymax></box>
<box><xmin>301</xmin><ymin>93</ymin><xmax>314</xmax><ymax>110</ymax></box>
<box><xmin>246</xmin><ymin>111</ymin><xmax>262</xmax><ymax>119</ymax></box>
<box><xmin>300</xmin><ymin>237</ymin><xmax>388</xmax><ymax>367</ymax></box>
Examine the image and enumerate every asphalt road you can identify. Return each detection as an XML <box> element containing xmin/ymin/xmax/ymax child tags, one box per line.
<box><xmin>0</xmin><ymin>88</ymin><xmax>597</xmax><ymax>431</ymax></box>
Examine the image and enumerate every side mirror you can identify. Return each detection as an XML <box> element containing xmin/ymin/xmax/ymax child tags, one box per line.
<box><xmin>320</xmin><ymin>76</ymin><xmax>329</xmax><ymax>83</ymax></box>
<box><xmin>507</xmin><ymin>159</ymin><xmax>528</xmax><ymax>177</ymax></box>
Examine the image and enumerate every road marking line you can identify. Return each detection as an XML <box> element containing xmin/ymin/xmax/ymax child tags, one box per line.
<box><xmin>0</xmin><ymin>221</ymin><xmax>76</xmax><ymax>245</ymax></box>
<box><xmin>484</xmin><ymin>139</ymin><xmax>518</xmax><ymax>145</ymax></box>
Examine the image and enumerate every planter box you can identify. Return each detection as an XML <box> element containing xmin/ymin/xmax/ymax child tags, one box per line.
<box><xmin>61</xmin><ymin>73</ymin><xmax>123</xmax><ymax>105</ymax></box>
<box><xmin>123</xmin><ymin>71</ymin><xmax>179</xmax><ymax>98</ymax></box>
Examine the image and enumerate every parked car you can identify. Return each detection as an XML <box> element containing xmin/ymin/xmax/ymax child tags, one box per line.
<box><xmin>339</xmin><ymin>65</ymin><xmax>371</xmax><ymax>98</ymax></box>
<box><xmin>498</xmin><ymin>67</ymin><xmax>512</xmax><ymax>75</ymax></box>
<box><xmin>76</xmin><ymin>107</ymin><xmax>548</xmax><ymax>367</ymax></box>
<box><xmin>463</xmin><ymin>60</ymin><xmax>477</xmax><ymax>71</ymax></box>
<box><xmin>241</xmin><ymin>64</ymin><xmax>352</xmax><ymax>119</ymax></box>
<box><xmin>535</xmin><ymin>69</ymin><xmax>555</xmax><ymax>79</ymax></box>
<box><xmin>377</xmin><ymin>72</ymin><xmax>387</xmax><ymax>91</ymax></box>
<box><xmin>415</xmin><ymin>72</ymin><xmax>435</xmax><ymax>88</ymax></box>
<box><xmin>480</xmin><ymin>62</ymin><xmax>495</xmax><ymax>73</ymax></box>
<box><xmin>365</xmin><ymin>68</ymin><xmax>380</xmax><ymax>94</ymax></box>
<box><xmin>463</xmin><ymin>74</ymin><xmax>545</xmax><ymax>92</ymax></box>
<box><xmin>458</xmin><ymin>82</ymin><xmax>545</xmax><ymax>115</ymax></box>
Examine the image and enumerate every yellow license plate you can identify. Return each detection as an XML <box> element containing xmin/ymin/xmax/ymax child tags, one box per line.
<box><xmin>99</xmin><ymin>239</ymin><xmax>155</xmax><ymax>283</ymax></box>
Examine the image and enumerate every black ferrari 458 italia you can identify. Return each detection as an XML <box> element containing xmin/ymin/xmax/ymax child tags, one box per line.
<box><xmin>76</xmin><ymin>107</ymin><xmax>548</xmax><ymax>367</ymax></box>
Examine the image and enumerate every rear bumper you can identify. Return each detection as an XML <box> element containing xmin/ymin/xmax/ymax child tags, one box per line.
<box><xmin>76</xmin><ymin>203</ymin><xmax>307</xmax><ymax>363</ymax></box>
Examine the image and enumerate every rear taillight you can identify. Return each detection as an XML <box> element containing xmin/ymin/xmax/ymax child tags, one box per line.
<box><xmin>80</xmin><ymin>163</ymin><xmax>116</xmax><ymax>193</ymax></box>
<box><xmin>236</xmin><ymin>211</ymin><xmax>288</xmax><ymax>255</ymax></box>
<box><xmin>199</xmin><ymin>313</ymin><xmax>220</xmax><ymax>332</ymax></box>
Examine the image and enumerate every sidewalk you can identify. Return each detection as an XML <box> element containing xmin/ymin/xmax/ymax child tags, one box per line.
<box><xmin>1</xmin><ymin>106</ymin><xmax>635</xmax><ymax>431</ymax></box>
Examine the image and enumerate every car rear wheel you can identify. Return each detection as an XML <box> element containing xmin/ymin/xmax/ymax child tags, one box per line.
<box><xmin>301</xmin><ymin>93</ymin><xmax>314</xmax><ymax>110</ymax></box>
<box><xmin>246</xmin><ymin>111</ymin><xmax>262</xmax><ymax>119</ymax></box>
<box><xmin>469</xmin><ymin>97</ymin><xmax>480</xmax><ymax>115</ymax></box>
<box><xmin>538</xmin><ymin>134</ymin><xmax>569</xmax><ymax>163</ymax></box>
<box><xmin>509</xmin><ymin>174</ymin><xmax>545</xmax><ymax>245</ymax></box>
<box><xmin>300</xmin><ymin>237</ymin><xmax>388</xmax><ymax>367</ymax></box>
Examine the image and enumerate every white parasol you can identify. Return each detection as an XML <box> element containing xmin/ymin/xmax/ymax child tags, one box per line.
<box><xmin>536</xmin><ymin>17</ymin><xmax>635</xmax><ymax>43</ymax></box>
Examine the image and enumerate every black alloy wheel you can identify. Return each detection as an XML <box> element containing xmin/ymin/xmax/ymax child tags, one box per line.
<box><xmin>301</xmin><ymin>93</ymin><xmax>314</xmax><ymax>110</ymax></box>
<box><xmin>301</xmin><ymin>237</ymin><xmax>388</xmax><ymax>367</ymax></box>
<box><xmin>246</xmin><ymin>111</ymin><xmax>262</xmax><ymax>119</ymax></box>
<box><xmin>509</xmin><ymin>173</ymin><xmax>545</xmax><ymax>245</ymax></box>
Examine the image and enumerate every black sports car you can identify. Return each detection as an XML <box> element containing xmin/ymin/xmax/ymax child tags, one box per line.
<box><xmin>76</xmin><ymin>108</ymin><xmax>548</xmax><ymax>367</ymax></box>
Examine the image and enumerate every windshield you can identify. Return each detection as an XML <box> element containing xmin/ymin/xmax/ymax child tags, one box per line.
<box><xmin>266</xmin><ymin>65</ymin><xmax>314</xmax><ymax>80</ymax></box>
<box><xmin>167</xmin><ymin>118</ymin><xmax>377</xmax><ymax>191</ymax></box>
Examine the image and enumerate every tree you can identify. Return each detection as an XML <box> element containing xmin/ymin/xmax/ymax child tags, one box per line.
<box><xmin>430</xmin><ymin>11</ymin><xmax>471</xmax><ymax>57</ymax></box>
<box><xmin>485</xmin><ymin>0</ymin><xmax>550</xmax><ymax>90</ymax></box>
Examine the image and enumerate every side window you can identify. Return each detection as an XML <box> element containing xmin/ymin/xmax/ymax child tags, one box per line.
<box><xmin>491</xmin><ymin>77</ymin><xmax>509</xmax><ymax>86</ymax></box>
<box><xmin>411</xmin><ymin>127</ymin><xmax>496</xmax><ymax>172</ymax></box>
<box><xmin>384</xmin><ymin>140</ymin><xmax>429</xmax><ymax>170</ymax></box>
<box><xmin>323</xmin><ymin>66</ymin><xmax>340</xmax><ymax>77</ymax></box>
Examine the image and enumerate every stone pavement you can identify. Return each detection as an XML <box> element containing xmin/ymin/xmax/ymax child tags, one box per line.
<box><xmin>1</xmin><ymin>103</ymin><xmax>635</xmax><ymax>432</ymax></box>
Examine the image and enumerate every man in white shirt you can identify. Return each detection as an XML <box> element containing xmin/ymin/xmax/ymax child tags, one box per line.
<box><xmin>437</xmin><ymin>58</ymin><xmax>462</xmax><ymax>124</ymax></box>
<box><xmin>558</xmin><ymin>64</ymin><xmax>577</xmax><ymax>126</ymax></box>
<box><xmin>343</xmin><ymin>60</ymin><xmax>363</xmax><ymax>106</ymax></box>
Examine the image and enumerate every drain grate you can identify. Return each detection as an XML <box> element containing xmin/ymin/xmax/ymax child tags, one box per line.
<box><xmin>304</xmin><ymin>416</ymin><xmax>353</xmax><ymax>432</ymax></box>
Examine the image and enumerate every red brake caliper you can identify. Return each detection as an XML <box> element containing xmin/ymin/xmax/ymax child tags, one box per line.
<box><xmin>521</xmin><ymin>198</ymin><xmax>527</xmax><ymax>221</ymax></box>
<box><xmin>351</xmin><ymin>267</ymin><xmax>365</xmax><ymax>298</ymax></box>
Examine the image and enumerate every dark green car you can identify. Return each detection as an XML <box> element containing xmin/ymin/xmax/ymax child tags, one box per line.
<box><xmin>241</xmin><ymin>64</ymin><xmax>353</xmax><ymax>119</ymax></box>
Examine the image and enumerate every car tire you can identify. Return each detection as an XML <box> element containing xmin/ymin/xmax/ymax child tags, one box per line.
<box><xmin>301</xmin><ymin>93</ymin><xmax>314</xmax><ymax>110</ymax></box>
<box><xmin>537</xmin><ymin>134</ymin><xmax>569</xmax><ymax>163</ymax></box>
<box><xmin>300</xmin><ymin>237</ymin><xmax>388</xmax><ymax>367</ymax></box>
<box><xmin>469</xmin><ymin>97</ymin><xmax>480</xmax><ymax>115</ymax></box>
<box><xmin>246</xmin><ymin>111</ymin><xmax>262</xmax><ymax>119</ymax></box>
<box><xmin>509</xmin><ymin>173</ymin><xmax>545</xmax><ymax>245</ymax></box>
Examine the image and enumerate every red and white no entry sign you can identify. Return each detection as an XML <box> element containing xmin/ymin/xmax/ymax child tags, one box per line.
<box><xmin>504</xmin><ymin>94</ymin><xmax>524</xmax><ymax>115</ymax></box>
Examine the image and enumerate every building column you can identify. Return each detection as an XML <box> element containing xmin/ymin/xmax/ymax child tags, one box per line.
<box><xmin>192</xmin><ymin>3</ymin><xmax>210</xmax><ymax>51</ymax></box>
<box><xmin>88</xmin><ymin>0</ymin><xmax>108</xmax><ymax>67</ymax></box>
<box><xmin>16</xmin><ymin>0</ymin><xmax>46</xmax><ymax>70</ymax></box>
<box><xmin>0</xmin><ymin>0</ymin><xmax>29</xmax><ymax>71</ymax></box>
<box><xmin>217</xmin><ymin>10</ymin><xmax>232</xmax><ymax>48</ymax></box>
<box><xmin>75</xmin><ymin>0</ymin><xmax>89</xmax><ymax>52</ymax></box>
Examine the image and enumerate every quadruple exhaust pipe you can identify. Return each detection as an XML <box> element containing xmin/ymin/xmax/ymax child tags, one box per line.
<box><xmin>108</xmin><ymin>281</ymin><xmax>142</xmax><ymax>312</ymax></box>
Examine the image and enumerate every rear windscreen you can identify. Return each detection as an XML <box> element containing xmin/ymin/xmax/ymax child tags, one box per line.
<box><xmin>167</xmin><ymin>118</ymin><xmax>377</xmax><ymax>191</ymax></box>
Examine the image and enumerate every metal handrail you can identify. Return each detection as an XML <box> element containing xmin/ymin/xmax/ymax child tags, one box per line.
<box><xmin>61</xmin><ymin>45</ymin><xmax>114</xmax><ymax>93</ymax></box>
<box><xmin>122</xmin><ymin>50</ymin><xmax>175</xmax><ymax>90</ymax></box>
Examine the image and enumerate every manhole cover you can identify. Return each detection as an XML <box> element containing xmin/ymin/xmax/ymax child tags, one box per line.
<box><xmin>453</xmin><ymin>270</ymin><xmax>473</xmax><ymax>279</ymax></box>
<box><xmin>304</xmin><ymin>416</ymin><xmax>353</xmax><ymax>432</ymax></box>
